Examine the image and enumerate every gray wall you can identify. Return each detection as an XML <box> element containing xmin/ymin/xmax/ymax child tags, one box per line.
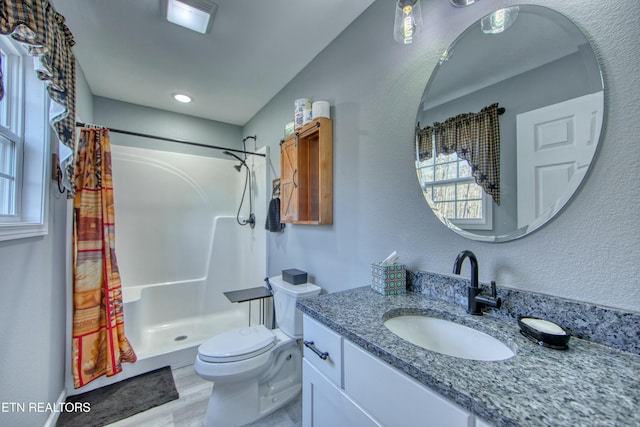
<box><xmin>93</xmin><ymin>96</ymin><xmax>244</xmax><ymax>156</ymax></box>
<box><xmin>0</xmin><ymin>66</ymin><xmax>92</xmax><ymax>427</ymax></box>
<box><xmin>246</xmin><ymin>0</ymin><xmax>640</xmax><ymax>313</ymax></box>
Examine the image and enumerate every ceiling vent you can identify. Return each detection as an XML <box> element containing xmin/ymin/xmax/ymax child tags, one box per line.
<box><xmin>166</xmin><ymin>0</ymin><xmax>218</xmax><ymax>34</ymax></box>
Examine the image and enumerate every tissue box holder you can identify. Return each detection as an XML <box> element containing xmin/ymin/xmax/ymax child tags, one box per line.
<box><xmin>371</xmin><ymin>262</ymin><xmax>406</xmax><ymax>296</ymax></box>
<box><xmin>282</xmin><ymin>269</ymin><xmax>308</xmax><ymax>285</ymax></box>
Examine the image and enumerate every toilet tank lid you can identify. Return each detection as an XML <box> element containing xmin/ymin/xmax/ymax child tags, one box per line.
<box><xmin>198</xmin><ymin>325</ymin><xmax>275</xmax><ymax>359</ymax></box>
<box><xmin>269</xmin><ymin>275</ymin><xmax>321</xmax><ymax>298</ymax></box>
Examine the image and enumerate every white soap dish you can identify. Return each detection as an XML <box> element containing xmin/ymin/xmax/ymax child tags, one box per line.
<box><xmin>518</xmin><ymin>316</ymin><xmax>570</xmax><ymax>350</ymax></box>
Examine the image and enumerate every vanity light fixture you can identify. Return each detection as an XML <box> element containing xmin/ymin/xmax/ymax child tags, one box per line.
<box><xmin>481</xmin><ymin>6</ymin><xmax>519</xmax><ymax>34</ymax></box>
<box><xmin>166</xmin><ymin>0</ymin><xmax>218</xmax><ymax>34</ymax></box>
<box><xmin>173</xmin><ymin>93</ymin><xmax>192</xmax><ymax>103</ymax></box>
<box><xmin>394</xmin><ymin>0</ymin><xmax>423</xmax><ymax>45</ymax></box>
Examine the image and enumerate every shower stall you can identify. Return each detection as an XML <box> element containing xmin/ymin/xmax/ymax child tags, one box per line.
<box><xmin>66</xmin><ymin>142</ymin><xmax>270</xmax><ymax>394</ymax></box>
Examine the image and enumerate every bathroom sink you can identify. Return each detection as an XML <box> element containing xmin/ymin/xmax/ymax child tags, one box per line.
<box><xmin>384</xmin><ymin>315</ymin><xmax>514</xmax><ymax>361</ymax></box>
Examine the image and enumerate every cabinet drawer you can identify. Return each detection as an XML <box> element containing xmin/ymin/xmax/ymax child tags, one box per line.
<box><xmin>303</xmin><ymin>315</ymin><xmax>343</xmax><ymax>387</ymax></box>
<box><xmin>344</xmin><ymin>340</ymin><xmax>471</xmax><ymax>427</ymax></box>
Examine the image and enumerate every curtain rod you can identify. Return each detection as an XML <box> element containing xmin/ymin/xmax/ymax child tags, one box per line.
<box><xmin>75</xmin><ymin>122</ymin><xmax>265</xmax><ymax>158</ymax></box>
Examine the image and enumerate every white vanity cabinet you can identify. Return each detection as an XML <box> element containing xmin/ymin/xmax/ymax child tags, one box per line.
<box><xmin>302</xmin><ymin>315</ymin><xmax>381</xmax><ymax>426</ymax></box>
<box><xmin>302</xmin><ymin>314</ymin><xmax>491</xmax><ymax>427</ymax></box>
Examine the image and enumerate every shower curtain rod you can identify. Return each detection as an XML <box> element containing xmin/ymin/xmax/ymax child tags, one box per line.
<box><xmin>75</xmin><ymin>122</ymin><xmax>265</xmax><ymax>158</ymax></box>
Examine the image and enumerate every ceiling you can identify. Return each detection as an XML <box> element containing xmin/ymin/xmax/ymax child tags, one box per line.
<box><xmin>423</xmin><ymin>6</ymin><xmax>586</xmax><ymax>110</ymax></box>
<box><xmin>52</xmin><ymin>0</ymin><xmax>376</xmax><ymax>126</ymax></box>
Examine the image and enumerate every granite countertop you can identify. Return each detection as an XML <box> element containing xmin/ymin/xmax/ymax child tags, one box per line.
<box><xmin>297</xmin><ymin>286</ymin><xmax>640</xmax><ymax>427</ymax></box>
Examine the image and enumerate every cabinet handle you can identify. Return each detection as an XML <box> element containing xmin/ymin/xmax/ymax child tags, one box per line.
<box><xmin>293</xmin><ymin>169</ymin><xmax>298</xmax><ymax>188</ymax></box>
<box><xmin>303</xmin><ymin>340</ymin><xmax>329</xmax><ymax>360</ymax></box>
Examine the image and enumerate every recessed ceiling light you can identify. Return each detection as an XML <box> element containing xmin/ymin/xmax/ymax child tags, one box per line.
<box><xmin>166</xmin><ymin>0</ymin><xmax>217</xmax><ymax>34</ymax></box>
<box><xmin>173</xmin><ymin>93</ymin><xmax>192</xmax><ymax>103</ymax></box>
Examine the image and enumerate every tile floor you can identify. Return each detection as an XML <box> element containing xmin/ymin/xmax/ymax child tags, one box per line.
<box><xmin>106</xmin><ymin>365</ymin><xmax>302</xmax><ymax>427</ymax></box>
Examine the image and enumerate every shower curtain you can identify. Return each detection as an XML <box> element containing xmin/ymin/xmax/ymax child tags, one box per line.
<box><xmin>72</xmin><ymin>127</ymin><xmax>136</xmax><ymax>388</ymax></box>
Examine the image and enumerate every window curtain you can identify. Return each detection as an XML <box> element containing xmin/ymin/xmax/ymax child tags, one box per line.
<box><xmin>0</xmin><ymin>0</ymin><xmax>77</xmax><ymax>194</ymax></box>
<box><xmin>72</xmin><ymin>128</ymin><xmax>136</xmax><ymax>388</ymax></box>
<box><xmin>415</xmin><ymin>103</ymin><xmax>501</xmax><ymax>205</ymax></box>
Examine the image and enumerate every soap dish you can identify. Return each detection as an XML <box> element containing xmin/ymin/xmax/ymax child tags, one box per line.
<box><xmin>518</xmin><ymin>316</ymin><xmax>570</xmax><ymax>350</ymax></box>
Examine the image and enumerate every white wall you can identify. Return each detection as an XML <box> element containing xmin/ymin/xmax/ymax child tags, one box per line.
<box><xmin>244</xmin><ymin>0</ymin><xmax>640</xmax><ymax>313</ymax></box>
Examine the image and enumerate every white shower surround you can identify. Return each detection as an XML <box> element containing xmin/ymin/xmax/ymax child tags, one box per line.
<box><xmin>66</xmin><ymin>144</ymin><xmax>269</xmax><ymax>395</ymax></box>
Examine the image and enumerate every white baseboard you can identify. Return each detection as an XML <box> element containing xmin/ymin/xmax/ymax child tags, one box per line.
<box><xmin>43</xmin><ymin>389</ymin><xmax>66</xmax><ymax>427</ymax></box>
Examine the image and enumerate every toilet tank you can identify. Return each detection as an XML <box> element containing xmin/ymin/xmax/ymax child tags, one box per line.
<box><xmin>269</xmin><ymin>275</ymin><xmax>321</xmax><ymax>338</ymax></box>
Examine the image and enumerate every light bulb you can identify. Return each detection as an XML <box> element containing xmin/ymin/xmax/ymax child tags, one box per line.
<box><xmin>394</xmin><ymin>0</ymin><xmax>423</xmax><ymax>45</ymax></box>
<box><xmin>481</xmin><ymin>6</ymin><xmax>519</xmax><ymax>34</ymax></box>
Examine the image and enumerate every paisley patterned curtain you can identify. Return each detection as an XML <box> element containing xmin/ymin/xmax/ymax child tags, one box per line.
<box><xmin>72</xmin><ymin>128</ymin><xmax>136</xmax><ymax>388</ymax></box>
<box><xmin>416</xmin><ymin>103</ymin><xmax>501</xmax><ymax>205</ymax></box>
<box><xmin>0</xmin><ymin>0</ymin><xmax>77</xmax><ymax>193</ymax></box>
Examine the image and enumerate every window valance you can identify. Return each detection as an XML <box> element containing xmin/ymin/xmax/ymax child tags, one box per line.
<box><xmin>0</xmin><ymin>0</ymin><xmax>76</xmax><ymax>193</ymax></box>
<box><xmin>416</xmin><ymin>103</ymin><xmax>501</xmax><ymax>205</ymax></box>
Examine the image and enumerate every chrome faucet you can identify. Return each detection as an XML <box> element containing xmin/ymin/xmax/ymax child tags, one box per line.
<box><xmin>452</xmin><ymin>250</ymin><xmax>501</xmax><ymax>315</ymax></box>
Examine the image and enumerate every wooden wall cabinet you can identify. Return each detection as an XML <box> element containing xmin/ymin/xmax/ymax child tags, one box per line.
<box><xmin>280</xmin><ymin>117</ymin><xmax>332</xmax><ymax>224</ymax></box>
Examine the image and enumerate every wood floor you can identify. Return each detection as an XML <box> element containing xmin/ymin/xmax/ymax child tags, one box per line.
<box><xmin>105</xmin><ymin>365</ymin><xmax>302</xmax><ymax>427</ymax></box>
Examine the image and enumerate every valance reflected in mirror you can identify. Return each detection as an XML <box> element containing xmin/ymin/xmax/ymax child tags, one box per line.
<box><xmin>415</xmin><ymin>5</ymin><xmax>604</xmax><ymax>242</ymax></box>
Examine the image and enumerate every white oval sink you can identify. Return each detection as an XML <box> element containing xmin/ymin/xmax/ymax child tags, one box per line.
<box><xmin>384</xmin><ymin>315</ymin><xmax>514</xmax><ymax>361</ymax></box>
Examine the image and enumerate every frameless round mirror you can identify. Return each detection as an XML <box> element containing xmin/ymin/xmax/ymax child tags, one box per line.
<box><xmin>415</xmin><ymin>5</ymin><xmax>604</xmax><ymax>242</ymax></box>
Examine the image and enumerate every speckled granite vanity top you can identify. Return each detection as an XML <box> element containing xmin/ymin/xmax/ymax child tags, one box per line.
<box><xmin>297</xmin><ymin>286</ymin><xmax>640</xmax><ymax>427</ymax></box>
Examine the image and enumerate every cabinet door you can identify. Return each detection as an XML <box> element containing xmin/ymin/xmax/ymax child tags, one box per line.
<box><xmin>279</xmin><ymin>118</ymin><xmax>333</xmax><ymax>225</ymax></box>
<box><xmin>280</xmin><ymin>137</ymin><xmax>298</xmax><ymax>223</ymax></box>
<box><xmin>303</xmin><ymin>359</ymin><xmax>381</xmax><ymax>427</ymax></box>
<box><xmin>343</xmin><ymin>340</ymin><xmax>472</xmax><ymax>427</ymax></box>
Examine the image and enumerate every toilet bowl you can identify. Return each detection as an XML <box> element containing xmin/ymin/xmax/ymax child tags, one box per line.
<box><xmin>194</xmin><ymin>276</ymin><xmax>321</xmax><ymax>427</ymax></box>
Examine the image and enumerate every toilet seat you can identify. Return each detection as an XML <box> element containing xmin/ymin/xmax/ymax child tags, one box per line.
<box><xmin>198</xmin><ymin>325</ymin><xmax>276</xmax><ymax>363</ymax></box>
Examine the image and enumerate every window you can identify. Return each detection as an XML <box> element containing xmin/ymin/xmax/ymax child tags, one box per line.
<box><xmin>0</xmin><ymin>133</ymin><xmax>18</xmax><ymax>216</ymax></box>
<box><xmin>0</xmin><ymin>36</ymin><xmax>50</xmax><ymax>241</ymax></box>
<box><xmin>417</xmin><ymin>150</ymin><xmax>493</xmax><ymax>230</ymax></box>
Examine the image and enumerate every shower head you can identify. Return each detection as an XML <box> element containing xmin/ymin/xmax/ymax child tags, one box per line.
<box><xmin>223</xmin><ymin>150</ymin><xmax>246</xmax><ymax>172</ymax></box>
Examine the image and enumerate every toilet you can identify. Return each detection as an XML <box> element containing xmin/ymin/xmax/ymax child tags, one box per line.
<box><xmin>194</xmin><ymin>276</ymin><xmax>321</xmax><ymax>427</ymax></box>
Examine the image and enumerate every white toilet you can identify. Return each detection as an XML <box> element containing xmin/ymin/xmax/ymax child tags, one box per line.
<box><xmin>194</xmin><ymin>276</ymin><xmax>321</xmax><ymax>427</ymax></box>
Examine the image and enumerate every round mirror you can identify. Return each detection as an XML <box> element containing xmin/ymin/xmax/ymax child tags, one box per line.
<box><xmin>415</xmin><ymin>5</ymin><xmax>604</xmax><ymax>242</ymax></box>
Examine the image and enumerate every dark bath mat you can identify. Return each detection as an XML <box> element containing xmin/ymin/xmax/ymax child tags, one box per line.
<box><xmin>57</xmin><ymin>366</ymin><xmax>179</xmax><ymax>427</ymax></box>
